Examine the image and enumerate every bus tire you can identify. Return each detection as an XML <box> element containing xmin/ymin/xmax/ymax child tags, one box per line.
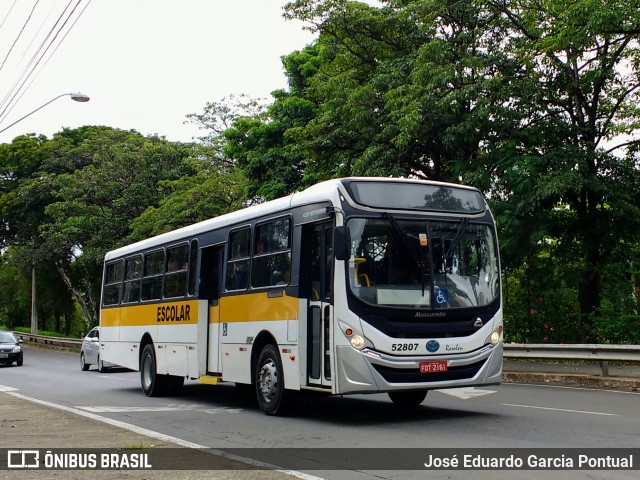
<box><xmin>388</xmin><ymin>390</ymin><xmax>428</xmax><ymax>407</ymax></box>
<box><xmin>255</xmin><ymin>344</ymin><xmax>296</xmax><ymax>416</ymax></box>
<box><xmin>140</xmin><ymin>344</ymin><xmax>166</xmax><ymax>397</ymax></box>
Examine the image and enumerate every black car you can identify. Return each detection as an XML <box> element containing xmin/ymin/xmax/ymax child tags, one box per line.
<box><xmin>0</xmin><ymin>331</ymin><xmax>23</xmax><ymax>367</ymax></box>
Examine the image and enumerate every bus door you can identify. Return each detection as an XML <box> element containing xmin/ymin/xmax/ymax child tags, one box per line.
<box><xmin>304</xmin><ymin>222</ymin><xmax>334</xmax><ymax>388</ymax></box>
<box><xmin>199</xmin><ymin>245</ymin><xmax>224</xmax><ymax>375</ymax></box>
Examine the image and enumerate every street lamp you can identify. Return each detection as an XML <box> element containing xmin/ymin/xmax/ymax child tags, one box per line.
<box><xmin>0</xmin><ymin>92</ymin><xmax>90</xmax><ymax>134</ymax></box>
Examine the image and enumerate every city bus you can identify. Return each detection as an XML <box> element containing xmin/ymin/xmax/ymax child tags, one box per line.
<box><xmin>99</xmin><ymin>177</ymin><xmax>502</xmax><ymax>415</ymax></box>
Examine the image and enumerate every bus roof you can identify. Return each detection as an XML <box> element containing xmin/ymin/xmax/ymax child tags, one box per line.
<box><xmin>104</xmin><ymin>178</ymin><xmax>347</xmax><ymax>261</ymax></box>
<box><xmin>104</xmin><ymin>177</ymin><xmax>482</xmax><ymax>261</ymax></box>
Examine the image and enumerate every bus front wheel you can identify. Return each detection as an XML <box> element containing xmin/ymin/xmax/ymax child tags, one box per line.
<box><xmin>388</xmin><ymin>390</ymin><xmax>428</xmax><ymax>407</ymax></box>
<box><xmin>255</xmin><ymin>344</ymin><xmax>297</xmax><ymax>416</ymax></box>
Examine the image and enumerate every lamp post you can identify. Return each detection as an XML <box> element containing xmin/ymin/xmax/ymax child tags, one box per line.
<box><xmin>0</xmin><ymin>92</ymin><xmax>90</xmax><ymax>334</ymax></box>
<box><xmin>0</xmin><ymin>92</ymin><xmax>90</xmax><ymax>135</ymax></box>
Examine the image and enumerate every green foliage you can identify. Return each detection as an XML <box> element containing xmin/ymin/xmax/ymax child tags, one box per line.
<box><xmin>276</xmin><ymin>0</ymin><xmax>640</xmax><ymax>340</ymax></box>
<box><xmin>0</xmin><ymin>125</ymin><xmax>245</xmax><ymax>331</ymax></box>
<box><xmin>129</xmin><ymin>155</ymin><xmax>247</xmax><ymax>239</ymax></box>
<box><xmin>0</xmin><ymin>248</ymin><xmax>30</xmax><ymax>329</ymax></box>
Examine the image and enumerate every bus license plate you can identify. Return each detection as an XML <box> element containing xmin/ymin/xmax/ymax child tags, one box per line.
<box><xmin>419</xmin><ymin>360</ymin><xmax>447</xmax><ymax>373</ymax></box>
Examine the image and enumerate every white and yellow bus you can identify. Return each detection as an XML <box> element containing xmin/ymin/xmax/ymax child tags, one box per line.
<box><xmin>99</xmin><ymin>177</ymin><xmax>503</xmax><ymax>415</ymax></box>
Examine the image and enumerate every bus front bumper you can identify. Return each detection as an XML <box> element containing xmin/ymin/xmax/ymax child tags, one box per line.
<box><xmin>334</xmin><ymin>342</ymin><xmax>503</xmax><ymax>395</ymax></box>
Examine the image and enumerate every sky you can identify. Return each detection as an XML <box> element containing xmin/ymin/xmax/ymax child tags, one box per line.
<box><xmin>0</xmin><ymin>0</ymin><xmax>317</xmax><ymax>144</ymax></box>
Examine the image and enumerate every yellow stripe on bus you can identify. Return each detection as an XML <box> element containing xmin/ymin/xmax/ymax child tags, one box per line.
<box><xmin>101</xmin><ymin>293</ymin><xmax>297</xmax><ymax>327</ymax></box>
<box><xmin>219</xmin><ymin>291</ymin><xmax>298</xmax><ymax>323</ymax></box>
<box><xmin>101</xmin><ymin>300</ymin><xmax>199</xmax><ymax>327</ymax></box>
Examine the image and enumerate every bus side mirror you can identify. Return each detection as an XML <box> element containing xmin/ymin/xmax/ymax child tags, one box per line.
<box><xmin>334</xmin><ymin>226</ymin><xmax>351</xmax><ymax>261</ymax></box>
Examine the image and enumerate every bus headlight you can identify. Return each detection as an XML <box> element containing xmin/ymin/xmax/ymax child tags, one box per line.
<box><xmin>350</xmin><ymin>335</ymin><xmax>366</xmax><ymax>349</ymax></box>
<box><xmin>486</xmin><ymin>325</ymin><xmax>502</xmax><ymax>345</ymax></box>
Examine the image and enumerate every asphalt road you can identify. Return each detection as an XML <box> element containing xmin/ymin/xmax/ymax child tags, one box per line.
<box><xmin>1</xmin><ymin>346</ymin><xmax>639</xmax><ymax>480</ymax></box>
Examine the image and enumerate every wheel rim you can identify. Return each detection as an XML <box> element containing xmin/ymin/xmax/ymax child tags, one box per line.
<box><xmin>142</xmin><ymin>354</ymin><xmax>153</xmax><ymax>389</ymax></box>
<box><xmin>257</xmin><ymin>358</ymin><xmax>278</xmax><ymax>403</ymax></box>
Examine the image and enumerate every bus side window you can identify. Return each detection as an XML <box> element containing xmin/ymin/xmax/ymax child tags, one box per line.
<box><xmin>252</xmin><ymin>217</ymin><xmax>291</xmax><ymax>288</ymax></box>
<box><xmin>226</xmin><ymin>227</ymin><xmax>250</xmax><ymax>291</ymax></box>
<box><xmin>187</xmin><ymin>239</ymin><xmax>198</xmax><ymax>296</ymax></box>
<box><xmin>164</xmin><ymin>244</ymin><xmax>189</xmax><ymax>298</ymax></box>
<box><xmin>103</xmin><ymin>260</ymin><xmax>124</xmax><ymax>306</ymax></box>
<box><xmin>122</xmin><ymin>255</ymin><xmax>142</xmax><ymax>303</ymax></box>
<box><xmin>141</xmin><ymin>250</ymin><xmax>164</xmax><ymax>301</ymax></box>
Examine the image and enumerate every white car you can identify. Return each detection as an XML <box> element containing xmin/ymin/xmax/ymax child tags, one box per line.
<box><xmin>80</xmin><ymin>327</ymin><xmax>114</xmax><ymax>372</ymax></box>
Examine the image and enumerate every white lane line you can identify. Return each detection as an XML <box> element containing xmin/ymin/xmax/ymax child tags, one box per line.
<box><xmin>77</xmin><ymin>405</ymin><xmax>243</xmax><ymax>414</ymax></box>
<box><xmin>0</xmin><ymin>384</ymin><xmax>20</xmax><ymax>392</ymax></box>
<box><xmin>502</xmin><ymin>403</ymin><xmax>618</xmax><ymax>416</ymax></box>
<box><xmin>79</xmin><ymin>406</ymin><xmax>188</xmax><ymax>413</ymax></box>
<box><xmin>7</xmin><ymin>390</ymin><xmax>205</xmax><ymax>448</ymax></box>
<box><xmin>5</xmin><ymin>391</ymin><xmax>325</xmax><ymax>480</ymax></box>
<box><xmin>508</xmin><ymin>382</ymin><xmax>640</xmax><ymax>395</ymax></box>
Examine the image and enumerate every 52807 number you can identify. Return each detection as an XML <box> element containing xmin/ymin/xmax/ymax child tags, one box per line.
<box><xmin>391</xmin><ymin>343</ymin><xmax>419</xmax><ymax>352</ymax></box>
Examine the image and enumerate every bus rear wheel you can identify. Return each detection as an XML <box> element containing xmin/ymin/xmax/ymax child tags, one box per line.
<box><xmin>255</xmin><ymin>344</ymin><xmax>296</xmax><ymax>416</ymax></box>
<box><xmin>388</xmin><ymin>390</ymin><xmax>428</xmax><ymax>407</ymax></box>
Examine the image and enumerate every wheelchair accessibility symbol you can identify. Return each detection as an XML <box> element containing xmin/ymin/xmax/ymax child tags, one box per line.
<box><xmin>435</xmin><ymin>288</ymin><xmax>448</xmax><ymax>305</ymax></box>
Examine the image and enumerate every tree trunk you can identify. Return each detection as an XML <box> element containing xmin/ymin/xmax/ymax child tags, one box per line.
<box><xmin>64</xmin><ymin>312</ymin><xmax>71</xmax><ymax>337</ymax></box>
<box><xmin>577</xmin><ymin>225</ymin><xmax>603</xmax><ymax>342</ymax></box>
<box><xmin>55</xmin><ymin>262</ymin><xmax>96</xmax><ymax>331</ymax></box>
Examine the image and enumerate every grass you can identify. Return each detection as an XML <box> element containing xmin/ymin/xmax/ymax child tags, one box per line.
<box><xmin>123</xmin><ymin>443</ymin><xmax>156</xmax><ymax>450</ymax></box>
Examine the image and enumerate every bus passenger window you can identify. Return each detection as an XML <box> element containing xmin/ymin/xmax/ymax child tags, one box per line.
<box><xmin>187</xmin><ymin>239</ymin><xmax>198</xmax><ymax>296</ymax></box>
<box><xmin>103</xmin><ymin>260</ymin><xmax>124</xmax><ymax>306</ymax></box>
<box><xmin>164</xmin><ymin>244</ymin><xmax>189</xmax><ymax>298</ymax></box>
<box><xmin>252</xmin><ymin>218</ymin><xmax>291</xmax><ymax>288</ymax></box>
<box><xmin>226</xmin><ymin>228</ymin><xmax>250</xmax><ymax>291</ymax></box>
<box><xmin>122</xmin><ymin>255</ymin><xmax>142</xmax><ymax>303</ymax></box>
<box><xmin>141</xmin><ymin>250</ymin><xmax>164</xmax><ymax>301</ymax></box>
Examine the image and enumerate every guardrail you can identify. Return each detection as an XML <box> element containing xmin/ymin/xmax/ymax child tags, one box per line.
<box><xmin>13</xmin><ymin>333</ymin><xmax>640</xmax><ymax>377</ymax></box>
<box><xmin>13</xmin><ymin>332</ymin><xmax>82</xmax><ymax>351</ymax></box>
<box><xmin>503</xmin><ymin>343</ymin><xmax>640</xmax><ymax>376</ymax></box>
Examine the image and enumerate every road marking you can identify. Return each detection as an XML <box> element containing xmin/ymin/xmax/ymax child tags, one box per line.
<box><xmin>509</xmin><ymin>383</ymin><xmax>640</xmax><ymax>395</ymax></box>
<box><xmin>4</xmin><ymin>390</ymin><xmax>324</xmax><ymax>480</ymax></box>
<box><xmin>502</xmin><ymin>403</ymin><xmax>618</xmax><ymax>416</ymax></box>
<box><xmin>78</xmin><ymin>406</ymin><xmax>190</xmax><ymax>413</ymax></box>
<box><xmin>435</xmin><ymin>387</ymin><xmax>497</xmax><ymax>399</ymax></box>
<box><xmin>0</xmin><ymin>385</ymin><xmax>19</xmax><ymax>392</ymax></box>
<box><xmin>77</xmin><ymin>405</ymin><xmax>243</xmax><ymax>414</ymax></box>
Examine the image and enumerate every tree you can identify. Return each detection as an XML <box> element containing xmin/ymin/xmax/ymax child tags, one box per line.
<box><xmin>485</xmin><ymin>0</ymin><xmax>640</xmax><ymax>339</ymax></box>
<box><xmin>0</xmin><ymin>248</ymin><xmax>31</xmax><ymax>329</ymax></box>
<box><xmin>129</xmin><ymin>149</ymin><xmax>247</xmax><ymax>239</ymax></box>
<box><xmin>39</xmin><ymin>127</ymin><xmax>197</xmax><ymax>328</ymax></box>
<box><xmin>275</xmin><ymin>0</ymin><xmax>640</xmax><ymax>340</ymax></box>
<box><xmin>281</xmin><ymin>0</ymin><xmax>522</xmax><ymax>184</ymax></box>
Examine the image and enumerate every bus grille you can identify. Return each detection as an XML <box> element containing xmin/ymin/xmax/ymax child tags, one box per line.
<box><xmin>372</xmin><ymin>360</ymin><xmax>485</xmax><ymax>383</ymax></box>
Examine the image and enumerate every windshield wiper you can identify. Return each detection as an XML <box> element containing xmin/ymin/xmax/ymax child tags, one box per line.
<box><xmin>444</xmin><ymin>217</ymin><xmax>469</xmax><ymax>260</ymax></box>
<box><xmin>383</xmin><ymin>213</ymin><xmax>428</xmax><ymax>295</ymax></box>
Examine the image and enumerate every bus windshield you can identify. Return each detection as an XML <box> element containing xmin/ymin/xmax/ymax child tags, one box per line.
<box><xmin>347</xmin><ymin>217</ymin><xmax>499</xmax><ymax>309</ymax></box>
